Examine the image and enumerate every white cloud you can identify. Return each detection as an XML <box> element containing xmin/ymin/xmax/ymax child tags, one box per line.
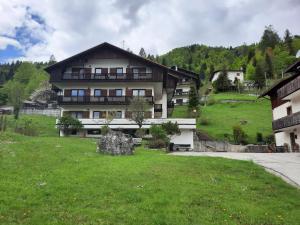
<box><xmin>0</xmin><ymin>36</ymin><xmax>21</xmax><ymax>50</ymax></box>
<box><xmin>0</xmin><ymin>0</ymin><xmax>299</xmax><ymax>62</ymax></box>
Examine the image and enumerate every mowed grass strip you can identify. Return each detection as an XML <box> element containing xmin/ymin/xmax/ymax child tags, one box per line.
<box><xmin>0</xmin><ymin>133</ymin><xmax>299</xmax><ymax>225</ymax></box>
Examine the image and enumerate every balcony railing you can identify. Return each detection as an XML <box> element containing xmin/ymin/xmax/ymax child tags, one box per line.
<box><xmin>272</xmin><ymin>111</ymin><xmax>300</xmax><ymax>130</ymax></box>
<box><xmin>57</xmin><ymin>96</ymin><xmax>153</xmax><ymax>105</ymax></box>
<box><xmin>174</xmin><ymin>91</ymin><xmax>189</xmax><ymax>96</ymax></box>
<box><xmin>277</xmin><ymin>76</ymin><xmax>300</xmax><ymax>99</ymax></box>
<box><xmin>60</xmin><ymin>72</ymin><xmax>162</xmax><ymax>82</ymax></box>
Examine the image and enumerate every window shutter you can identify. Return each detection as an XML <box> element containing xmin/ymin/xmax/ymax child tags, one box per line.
<box><xmin>125</xmin><ymin>111</ymin><xmax>132</xmax><ymax>118</ymax></box>
<box><xmin>126</xmin><ymin>67</ymin><xmax>132</xmax><ymax>74</ymax></box>
<box><xmin>101</xmin><ymin>111</ymin><xmax>107</xmax><ymax>119</ymax></box>
<box><xmin>84</xmin><ymin>68</ymin><xmax>91</xmax><ymax>79</ymax></box>
<box><xmin>145</xmin><ymin>111</ymin><xmax>152</xmax><ymax>118</ymax></box>
<box><xmin>109</xmin><ymin>89</ymin><xmax>116</xmax><ymax>96</ymax></box>
<box><xmin>126</xmin><ymin>88</ymin><xmax>133</xmax><ymax>96</ymax></box>
<box><xmin>83</xmin><ymin>111</ymin><xmax>90</xmax><ymax>118</ymax></box>
<box><xmin>85</xmin><ymin>88</ymin><xmax>91</xmax><ymax>96</ymax></box>
<box><xmin>110</xmin><ymin>68</ymin><xmax>117</xmax><ymax>74</ymax></box>
<box><xmin>101</xmin><ymin>89</ymin><xmax>107</xmax><ymax>96</ymax></box>
<box><xmin>102</xmin><ymin>68</ymin><xmax>108</xmax><ymax>74</ymax></box>
<box><xmin>64</xmin><ymin>89</ymin><xmax>72</xmax><ymax>97</ymax></box>
<box><xmin>145</xmin><ymin>89</ymin><xmax>152</xmax><ymax>96</ymax></box>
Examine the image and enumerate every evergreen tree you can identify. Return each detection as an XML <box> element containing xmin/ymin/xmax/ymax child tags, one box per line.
<box><xmin>284</xmin><ymin>29</ymin><xmax>295</xmax><ymax>55</ymax></box>
<box><xmin>209</xmin><ymin>64</ymin><xmax>215</xmax><ymax>81</ymax></box>
<box><xmin>212</xmin><ymin>69</ymin><xmax>231</xmax><ymax>92</ymax></box>
<box><xmin>259</xmin><ymin>25</ymin><xmax>281</xmax><ymax>51</ymax></box>
<box><xmin>139</xmin><ymin>48</ymin><xmax>147</xmax><ymax>58</ymax></box>
<box><xmin>188</xmin><ymin>86</ymin><xmax>199</xmax><ymax>110</ymax></box>
<box><xmin>49</xmin><ymin>55</ymin><xmax>56</xmax><ymax>65</ymax></box>
<box><xmin>254</xmin><ymin>62</ymin><xmax>265</xmax><ymax>89</ymax></box>
<box><xmin>265</xmin><ymin>51</ymin><xmax>274</xmax><ymax>78</ymax></box>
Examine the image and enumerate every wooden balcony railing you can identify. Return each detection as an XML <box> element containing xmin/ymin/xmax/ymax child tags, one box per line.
<box><xmin>60</xmin><ymin>72</ymin><xmax>162</xmax><ymax>82</ymax></box>
<box><xmin>277</xmin><ymin>76</ymin><xmax>300</xmax><ymax>99</ymax></box>
<box><xmin>272</xmin><ymin>111</ymin><xmax>300</xmax><ymax>130</ymax></box>
<box><xmin>57</xmin><ymin>96</ymin><xmax>153</xmax><ymax>105</ymax></box>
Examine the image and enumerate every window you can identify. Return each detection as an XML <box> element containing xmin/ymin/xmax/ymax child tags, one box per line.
<box><xmin>116</xmin><ymin>68</ymin><xmax>123</xmax><ymax>76</ymax></box>
<box><xmin>115</xmin><ymin>89</ymin><xmax>123</xmax><ymax>96</ymax></box>
<box><xmin>133</xmin><ymin>89</ymin><xmax>145</xmax><ymax>96</ymax></box>
<box><xmin>87</xmin><ymin>129</ymin><xmax>101</xmax><ymax>135</ymax></box>
<box><xmin>94</xmin><ymin>89</ymin><xmax>102</xmax><ymax>97</ymax></box>
<box><xmin>95</xmin><ymin>68</ymin><xmax>102</xmax><ymax>74</ymax></box>
<box><xmin>115</xmin><ymin>111</ymin><xmax>122</xmax><ymax>118</ymax></box>
<box><xmin>287</xmin><ymin>106</ymin><xmax>292</xmax><ymax>116</ymax></box>
<box><xmin>237</xmin><ymin>73</ymin><xmax>240</xmax><ymax>76</ymax></box>
<box><xmin>71</xmin><ymin>89</ymin><xmax>85</xmax><ymax>97</ymax></box>
<box><xmin>93</xmin><ymin>111</ymin><xmax>106</xmax><ymax>119</ymax></box>
<box><xmin>71</xmin><ymin>112</ymin><xmax>83</xmax><ymax>119</ymax></box>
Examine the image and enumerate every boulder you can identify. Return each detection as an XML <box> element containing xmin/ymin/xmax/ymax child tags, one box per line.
<box><xmin>97</xmin><ymin>131</ymin><xmax>134</xmax><ymax>155</ymax></box>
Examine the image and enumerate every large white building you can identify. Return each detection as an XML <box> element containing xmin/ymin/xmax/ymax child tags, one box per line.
<box><xmin>46</xmin><ymin>42</ymin><xmax>197</xmax><ymax>149</ymax></box>
<box><xmin>211</xmin><ymin>70</ymin><xmax>244</xmax><ymax>84</ymax></box>
<box><xmin>261</xmin><ymin>60</ymin><xmax>300</xmax><ymax>152</ymax></box>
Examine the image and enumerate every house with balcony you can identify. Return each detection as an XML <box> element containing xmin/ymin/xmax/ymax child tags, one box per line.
<box><xmin>260</xmin><ymin>60</ymin><xmax>300</xmax><ymax>151</ymax></box>
<box><xmin>45</xmin><ymin>42</ymin><xmax>198</xmax><ymax>148</ymax></box>
<box><xmin>171</xmin><ymin>66</ymin><xmax>198</xmax><ymax>105</ymax></box>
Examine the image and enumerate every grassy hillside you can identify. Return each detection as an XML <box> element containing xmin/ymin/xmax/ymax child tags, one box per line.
<box><xmin>1</xmin><ymin>132</ymin><xmax>299</xmax><ymax>225</ymax></box>
<box><xmin>172</xmin><ymin>93</ymin><xmax>273</xmax><ymax>143</ymax></box>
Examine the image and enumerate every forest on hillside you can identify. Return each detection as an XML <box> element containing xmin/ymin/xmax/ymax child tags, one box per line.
<box><xmin>157</xmin><ymin>26</ymin><xmax>300</xmax><ymax>82</ymax></box>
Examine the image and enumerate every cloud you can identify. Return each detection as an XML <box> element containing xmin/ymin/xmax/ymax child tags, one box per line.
<box><xmin>0</xmin><ymin>0</ymin><xmax>299</xmax><ymax>62</ymax></box>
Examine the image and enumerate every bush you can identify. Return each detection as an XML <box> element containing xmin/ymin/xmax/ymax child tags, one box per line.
<box><xmin>256</xmin><ymin>132</ymin><xmax>263</xmax><ymax>143</ymax></box>
<box><xmin>149</xmin><ymin>125</ymin><xmax>168</xmax><ymax>141</ymax></box>
<box><xmin>58</xmin><ymin>116</ymin><xmax>83</xmax><ymax>136</ymax></box>
<box><xmin>148</xmin><ymin>139</ymin><xmax>168</xmax><ymax>149</ymax></box>
<box><xmin>199</xmin><ymin>117</ymin><xmax>209</xmax><ymax>125</ymax></box>
<box><xmin>265</xmin><ymin>134</ymin><xmax>275</xmax><ymax>144</ymax></box>
<box><xmin>161</xmin><ymin>121</ymin><xmax>181</xmax><ymax>136</ymax></box>
<box><xmin>14</xmin><ymin>118</ymin><xmax>38</xmax><ymax>136</ymax></box>
<box><xmin>135</xmin><ymin>128</ymin><xmax>146</xmax><ymax>138</ymax></box>
<box><xmin>232</xmin><ymin>125</ymin><xmax>247</xmax><ymax>145</ymax></box>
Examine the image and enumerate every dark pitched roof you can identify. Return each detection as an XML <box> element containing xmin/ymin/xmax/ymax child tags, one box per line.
<box><xmin>45</xmin><ymin>42</ymin><xmax>196</xmax><ymax>80</ymax></box>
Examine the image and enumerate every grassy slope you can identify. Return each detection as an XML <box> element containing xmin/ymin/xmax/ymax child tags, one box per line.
<box><xmin>171</xmin><ymin>93</ymin><xmax>273</xmax><ymax>143</ymax></box>
<box><xmin>1</xmin><ymin>133</ymin><xmax>300</xmax><ymax>225</ymax></box>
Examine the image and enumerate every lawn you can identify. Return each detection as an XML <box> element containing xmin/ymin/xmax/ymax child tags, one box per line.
<box><xmin>1</xmin><ymin>133</ymin><xmax>300</xmax><ymax>225</ymax></box>
<box><xmin>171</xmin><ymin>93</ymin><xmax>273</xmax><ymax>143</ymax></box>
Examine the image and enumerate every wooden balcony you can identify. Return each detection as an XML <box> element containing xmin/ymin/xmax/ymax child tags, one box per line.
<box><xmin>57</xmin><ymin>96</ymin><xmax>153</xmax><ymax>105</ymax></box>
<box><xmin>272</xmin><ymin>111</ymin><xmax>300</xmax><ymax>130</ymax></box>
<box><xmin>277</xmin><ymin>76</ymin><xmax>300</xmax><ymax>99</ymax></box>
<box><xmin>57</xmin><ymin>72</ymin><xmax>162</xmax><ymax>82</ymax></box>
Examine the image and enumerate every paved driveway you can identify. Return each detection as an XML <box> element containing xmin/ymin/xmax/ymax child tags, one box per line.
<box><xmin>170</xmin><ymin>152</ymin><xmax>300</xmax><ymax>188</ymax></box>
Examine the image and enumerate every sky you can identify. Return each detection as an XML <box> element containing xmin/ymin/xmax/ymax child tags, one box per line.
<box><xmin>0</xmin><ymin>0</ymin><xmax>299</xmax><ymax>63</ymax></box>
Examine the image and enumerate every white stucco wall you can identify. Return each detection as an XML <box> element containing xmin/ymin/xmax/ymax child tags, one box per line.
<box><xmin>212</xmin><ymin>71</ymin><xmax>244</xmax><ymax>83</ymax></box>
<box><xmin>170</xmin><ymin>129</ymin><xmax>194</xmax><ymax>149</ymax></box>
<box><xmin>272</xmin><ymin>102</ymin><xmax>291</xmax><ymax>120</ymax></box>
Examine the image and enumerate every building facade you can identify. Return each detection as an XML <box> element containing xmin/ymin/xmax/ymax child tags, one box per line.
<box><xmin>211</xmin><ymin>70</ymin><xmax>244</xmax><ymax>84</ymax></box>
<box><xmin>46</xmin><ymin>42</ymin><xmax>197</xmax><ymax>148</ymax></box>
<box><xmin>260</xmin><ymin>60</ymin><xmax>300</xmax><ymax>151</ymax></box>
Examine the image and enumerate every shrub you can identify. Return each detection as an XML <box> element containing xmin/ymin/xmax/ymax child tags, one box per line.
<box><xmin>232</xmin><ymin>125</ymin><xmax>247</xmax><ymax>145</ymax></box>
<box><xmin>14</xmin><ymin>118</ymin><xmax>38</xmax><ymax>136</ymax></box>
<box><xmin>256</xmin><ymin>132</ymin><xmax>263</xmax><ymax>143</ymax></box>
<box><xmin>161</xmin><ymin>121</ymin><xmax>181</xmax><ymax>136</ymax></box>
<box><xmin>199</xmin><ymin>117</ymin><xmax>209</xmax><ymax>125</ymax></box>
<box><xmin>265</xmin><ymin>134</ymin><xmax>275</xmax><ymax>144</ymax></box>
<box><xmin>135</xmin><ymin>128</ymin><xmax>146</xmax><ymax>138</ymax></box>
<box><xmin>148</xmin><ymin>139</ymin><xmax>168</xmax><ymax>149</ymax></box>
<box><xmin>58</xmin><ymin>116</ymin><xmax>83</xmax><ymax>136</ymax></box>
<box><xmin>149</xmin><ymin>125</ymin><xmax>168</xmax><ymax>141</ymax></box>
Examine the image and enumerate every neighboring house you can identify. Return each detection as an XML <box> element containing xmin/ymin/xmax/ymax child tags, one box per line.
<box><xmin>211</xmin><ymin>70</ymin><xmax>244</xmax><ymax>84</ymax></box>
<box><xmin>260</xmin><ymin>60</ymin><xmax>300</xmax><ymax>152</ymax></box>
<box><xmin>171</xmin><ymin>66</ymin><xmax>199</xmax><ymax>105</ymax></box>
<box><xmin>45</xmin><ymin>42</ymin><xmax>197</xmax><ymax>149</ymax></box>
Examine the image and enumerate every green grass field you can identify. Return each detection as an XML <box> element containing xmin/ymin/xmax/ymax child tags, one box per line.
<box><xmin>172</xmin><ymin>93</ymin><xmax>273</xmax><ymax>143</ymax></box>
<box><xmin>1</xmin><ymin>132</ymin><xmax>300</xmax><ymax>225</ymax></box>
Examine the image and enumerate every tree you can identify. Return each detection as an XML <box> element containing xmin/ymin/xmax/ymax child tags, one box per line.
<box><xmin>245</xmin><ymin>63</ymin><xmax>255</xmax><ymax>80</ymax></box>
<box><xmin>253</xmin><ymin>62</ymin><xmax>265</xmax><ymax>89</ymax></box>
<box><xmin>49</xmin><ymin>55</ymin><xmax>57</xmax><ymax>65</ymax></box>
<box><xmin>4</xmin><ymin>81</ymin><xmax>25</xmax><ymax>119</ymax></box>
<box><xmin>161</xmin><ymin>121</ymin><xmax>181</xmax><ymax>136</ymax></box>
<box><xmin>139</xmin><ymin>48</ymin><xmax>147</xmax><ymax>58</ymax></box>
<box><xmin>212</xmin><ymin>69</ymin><xmax>231</xmax><ymax>92</ymax></box>
<box><xmin>57</xmin><ymin>116</ymin><xmax>83</xmax><ymax>136</ymax></box>
<box><xmin>188</xmin><ymin>86</ymin><xmax>199</xmax><ymax>110</ymax></box>
<box><xmin>259</xmin><ymin>25</ymin><xmax>281</xmax><ymax>51</ymax></box>
<box><xmin>265</xmin><ymin>51</ymin><xmax>274</xmax><ymax>78</ymax></box>
<box><xmin>284</xmin><ymin>29</ymin><xmax>295</xmax><ymax>55</ymax></box>
<box><xmin>128</xmin><ymin>97</ymin><xmax>151</xmax><ymax>129</ymax></box>
<box><xmin>233</xmin><ymin>125</ymin><xmax>247</xmax><ymax>144</ymax></box>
